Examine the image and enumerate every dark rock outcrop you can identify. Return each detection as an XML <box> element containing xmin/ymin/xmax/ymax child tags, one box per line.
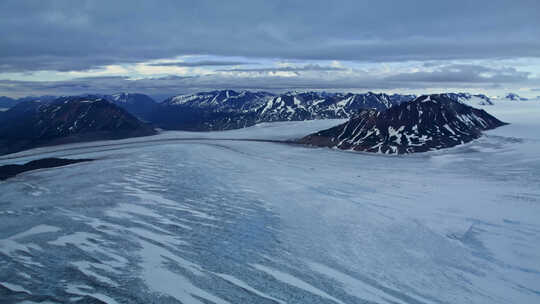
<box><xmin>298</xmin><ymin>94</ymin><xmax>507</xmax><ymax>154</ymax></box>
<box><xmin>0</xmin><ymin>158</ymin><xmax>92</xmax><ymax>180</ymax></box>
<box><xmin>0</xmin><ymin>97</ymin><xmax>156</xmax><ymax>155</ymax></box>
<box><xmin>504</xmin><ymin>93</ymin><xmax>528</xmax><ymax>101</ymax></box>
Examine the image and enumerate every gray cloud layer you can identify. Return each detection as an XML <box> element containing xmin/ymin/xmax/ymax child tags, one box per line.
<box><xmin>1</xmin><ymin>0</ymin><xmax>539</xmax><ymax>72</ymax></box>
<box><xmin>217</xmin><ymin>64</ymin><xmax>346</xmax><ymax>73</ymax></box>
<box><xmin>386</xmin><ymin>64</ymin><xmax>531</xmax><ymax>83</ymax></box>
<box><xmin>147</xmin><ymin>60</ymin><xmax>252</xmax><ymax>67</ymax></box>
<box><xmin>3</xmin><ymin>66</ymin><xmax>534</xmax><ymax>99</ymax></box>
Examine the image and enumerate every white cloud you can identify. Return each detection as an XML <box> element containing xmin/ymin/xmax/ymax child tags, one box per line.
<box><xmin>66</xmin><ymin>65</ymin><xmax>130</xmax><ymax>77</ymax></box>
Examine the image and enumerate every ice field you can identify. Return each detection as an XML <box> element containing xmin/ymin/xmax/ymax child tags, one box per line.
<box><xmin>1</xmin><ymin>100</ymin><xmax>539</xmax><ymax>303</ymax></box>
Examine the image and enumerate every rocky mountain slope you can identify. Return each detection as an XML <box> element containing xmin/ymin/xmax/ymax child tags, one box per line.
<box><xmin>445</xmin><ymin>93</ymin><xmax>493</xmax><ymax>105</ymax></box>
<box><xmin>0</xmin><ymin>97</ymin><xmax>19</xmax><ymax>111</ymax></box>
<box><xmin>0</xmin><ymin>91</ymin><xmax>513</xmax><ymax>137</ymax></box>
<box><xmin>256</xmin><ymin>92</ymin><xmax>414</xmax><ymax>122</ymax></box>
<box><xmin>0</xmin><ymin>97</ymin><xmax>156</xmax><ymax>155</ymax></box>
<box><xmin>161</xmin><ymin>90</ymin><xmax>273</xmax><ymax>111</ymax></box>
<box><xmin>1</xmin><ymin>90</ymin><xmax>507</xmax><ymax>132</ymax></box>
<box><xmin>298</xmin><ymin>94</ymin><xmax>507</xmax><ymax>154</ymax></box>
<box><xmin>154</xmin><ymin>90</ymin><xmax>416</xmax><ymax>130</ymax></box>
<box><xmin>152</xmin><ymin>90</ymin><xmax>272</xmax><ymax>130</ymax></box>
<box><xmin>109</xmin><ymin>93</ymin><xmax>158</xmax><ymax>121</ymax></box>
<box><xmin>79</xmin><ymin>93</ymin><xmax>158</xmax><ymax>121</ymax></box>
<box><xmin>0</xmin><ymin>95</ymin><xmax>57</xmax><ymax>111</ymax></box>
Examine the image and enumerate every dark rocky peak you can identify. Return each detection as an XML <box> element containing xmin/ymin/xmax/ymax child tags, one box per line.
<box><xmin>504</xmin><ymin>93</ymin><xmax>528</xmax><ymax>101</ymax></box>
<box><xmin>298</xmin><ymin>94</ymin><xmax>507</xmax><ymax>154</ymax></box>
<box><xmin>0</xmin><ymin>96</ymin><xmax>155</xmax><ymax>155</ymax></box>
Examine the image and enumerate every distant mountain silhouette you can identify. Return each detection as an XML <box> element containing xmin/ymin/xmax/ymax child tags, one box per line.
<box><xmin>0</xmin><ymin>96</ymin><xmax>155</xmax><ymax>155</ymax></box>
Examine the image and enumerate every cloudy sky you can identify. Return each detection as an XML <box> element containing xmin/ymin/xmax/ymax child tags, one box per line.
<box><xmin>1</xmin><ymin>0</ymin><xmax>539</xmax><ymax>99</ymax></box>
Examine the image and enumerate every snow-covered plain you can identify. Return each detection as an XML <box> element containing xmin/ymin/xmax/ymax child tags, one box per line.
<box><xmin>1</xmin><ymin>101</ymin><xmax>539</xmax><ymax>303</ymax></box>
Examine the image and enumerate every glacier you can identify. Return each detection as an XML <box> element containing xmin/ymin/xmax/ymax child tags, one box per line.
<box><xmin>0</xmin><ymin>101</ymin><xmax>539</xmax><ymax>303</ymax></box>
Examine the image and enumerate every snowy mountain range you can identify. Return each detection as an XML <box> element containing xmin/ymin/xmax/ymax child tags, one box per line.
<box><xmin>128</xmin><ymin>90</ymin><xmax>533</xmax><ymax>131</ymax></box>
<box><xmin>162</xmin><ymin>90</ymin><xmax>273</xmax><ymax>112</ymax></box>
<box><xmin>298</xmin><ymin>94</ymin><xmax>507</xmax><ymax>154</ymax></box>
<box><xmin>0</xmin><ymin>91</ymin><xmax>533</xmax><ymax>132</ymax></box>
<box><xmin>256</xmin><ymin>91</ymin><xmax>416</xmax><ymax>121</ymax></box>
<box><xmin>0</xmin><ymin>90</ymin><xmax>515</xmax><ymax>155</ymax></box>
<box><xmin>154</xmin><ymin>90</ymin><xmax>417</xmax><ymax>130</ymax></box>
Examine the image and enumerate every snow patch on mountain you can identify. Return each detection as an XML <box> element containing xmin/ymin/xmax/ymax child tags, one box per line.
<box><xmin>299</xmin><ymin>94</ymin><xmax>507</xmax><ymax>154</ymax></box>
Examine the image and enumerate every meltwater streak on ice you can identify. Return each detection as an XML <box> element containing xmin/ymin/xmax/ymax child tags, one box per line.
<box><xmin>0</xmin><ymin>102</ymin><xmax>539</xmax><ymax>303</ymax></box>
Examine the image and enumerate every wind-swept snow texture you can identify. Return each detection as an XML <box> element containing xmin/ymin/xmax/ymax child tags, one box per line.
<box><xmin>1</xmin><ymin>100</ymin><xmax>539</xmax><ymax>303</ymax></box>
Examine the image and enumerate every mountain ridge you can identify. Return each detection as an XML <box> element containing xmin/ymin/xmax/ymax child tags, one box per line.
<box><xmin>298</xmin><ymin>94</ymin><xmax>507</xmax><ymax>154</ymax></box>
<box><xmin>154</xmin><ymin>90</ymin><xmax>416</xmax><ymax>130</ymax></box>
<box><xmin>0</xmin><ymin>97</ymin><xmax>156</xmax><ymax>155</ymax></box>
